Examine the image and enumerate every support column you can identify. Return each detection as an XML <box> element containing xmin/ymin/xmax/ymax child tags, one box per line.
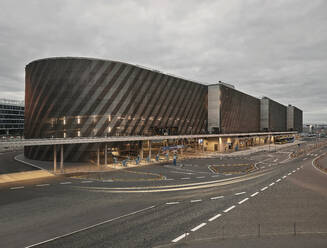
<box><xmin>148</xmin><ymin>140</ymin><xmax>151</xmax><ymax>161</ymax></box>
<box><xmin>97</xmin><ymin>144</ymin><xmax>100</xmax><ymax>168</ymax></box>
<box><xmin>105</xmin><ymin>143</ymin><xmax>108</xmax><ymax>166</ymax></box>
<box><xmin>60</xmin><ymin>144</ymin><xmax>64</xmax><ymax>173</ymax></box>
<box><xmin>139</xmin><ymin>141</ymin><xmax>143</xmax><ymax>160</ymax></box>
<box><xmin>53</xmin><ymin>145</ymin><xmax>57</xmax><ymax>173</ymax></box>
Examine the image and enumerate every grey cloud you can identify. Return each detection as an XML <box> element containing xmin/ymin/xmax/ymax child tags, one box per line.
<box><xmin>0</xmin><ymin>0</ymin><xmax>326</xmax><ymax>123</ymax></box>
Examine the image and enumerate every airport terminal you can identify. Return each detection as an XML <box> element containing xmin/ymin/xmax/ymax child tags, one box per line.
<box><xmin>24</xmin><ymin>57</ymin><xmax>303</xmax><ymax>162</ymax></box>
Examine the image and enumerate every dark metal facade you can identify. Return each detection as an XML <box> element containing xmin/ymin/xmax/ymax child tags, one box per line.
<box><xmin>24</xmin><ymin>57</ymin><xmax>208</xmax><ymax>161</ymax></box>
<box><xmin>219</xmin><ymin>84</ymin><xmax>261</xmax><ymax>133</ymax></box>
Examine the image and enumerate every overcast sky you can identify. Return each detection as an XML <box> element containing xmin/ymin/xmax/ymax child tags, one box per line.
<box><xmin>0</xmin><ymin>0</ymin><xmax>326</xmax><ymax>123</ymax></box>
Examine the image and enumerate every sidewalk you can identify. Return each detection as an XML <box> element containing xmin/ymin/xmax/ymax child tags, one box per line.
<box><xmin>0</xmin><ymin>170</ymin><xmax>54</xmax><ymax>184</ymax></box>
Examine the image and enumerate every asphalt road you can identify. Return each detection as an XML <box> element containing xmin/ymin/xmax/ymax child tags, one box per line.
<box><xmin>0</xmin><ymin>142</ymin><xmax>326</xmax><ymax>248</ymax></box>
<box><xmin>0</xmin><ymin>151</ymin><xmax>37</xmax><ymax>174</ymax></box>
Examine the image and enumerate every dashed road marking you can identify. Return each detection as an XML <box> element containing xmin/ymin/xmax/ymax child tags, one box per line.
<box><xmin>282</xmin><ymin>176</ymin><xmax>287</xmax><ymax>179</ymax></box>
<box><xmin>210</xmin><ymin>196</ymin><xmax>224</xmax><ymax>200</ymax></box>
<box><xmin>303</xmin><ymin>158</ymin><xmax>308</xmax><ymax>161</ymax></box>
<box><xmin>238</xmin><ymin>198</ymin><xmax>249</xmax><ymax>204</ymax></box>
<box><xmin>172</xmin><ymin>233</ymin><xmax>189</xmax><ymax>243</ymax></box>
<box><xmin>223</xmin><ymin>205</ymin><xmax>235</xmax><ymax>213</ymax></box>
<box><xmin>276</xmin><ymin>179</ymin><xmax>281</xmax><ymax>182</ymax></box>
<box><xmin>190</xmin><ymin>199</ymin><xmax>202</xmax><ymax>203</ymax></box>
<box><xmin>269</xmin><ymin>182</ymin><xmax>275</xmax><ymax>186</ymax></box>
<box><xmin>251</xmin><ymin>192</ymin><xmax>259</xmax><ymax>197</ymax></box>
<box><xmin>166</xmin><ymin>202</ymin><xmax>180</xmax><ymax>205</ymax></box>
<box><xmin>191</xmin><ymin>223</ymin><xmax>207</xmax><ymax>232</ymax></box>
<box><xmin>288</xmin><ymin>173</ymin><xmax>292</xmax><ymax>176</ymax></box>
<box><xmin>235</xmin><ymin>192</ymin><xmax>246</xmax><ymax>195</ymax></box>
<box><xmin>36</xmin><ymin>184</ymin><xmax>50</xmax><ymax>187</ymax></box>
<box><xmin>261</xmin><ymin>186</ymin><xmax>268</xmax><ymax>191</ymax></box>
<box><xmin>209</xmin><ymin>213</ymin><xmax>221</xmax><ymax>222</ymax></box>
<box><xmin>211</xmin><ymin>175</ymin><xmax>220</xmax><ymax>178</ymax></box>
<box><xmin>60</xmin><ymin>182</ymin><xmax>72</xmax><ymax>185</ymax></box>
<box><xmin>196</xmin><ymin>176</ymin><xmax>205</xmax><ymax>179</ymax></box>
<box><xmin>292</xmin><ymin>170</ymin><xmax>296</xmax><ymax>173</ymax></box>
<box><xmin>81</xmin><ymin>181</ymin><xmax>93</xmax><ymax>184</ymax></box>
<box><xmin>10</xmin><ymin>186</ymin><xmax>24</xmax><ymax>190</ymax></box>
<box><xmin>181</xmin><ymin>177</ymin><xmax>190</xmax><ymax>180</ymax></box>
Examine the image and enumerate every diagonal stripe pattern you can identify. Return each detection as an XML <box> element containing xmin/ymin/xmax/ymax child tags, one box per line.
<box><xmin>24</xmin><ymin>57</ymin><xmax>208</xmax><ymax>161</ymax></box>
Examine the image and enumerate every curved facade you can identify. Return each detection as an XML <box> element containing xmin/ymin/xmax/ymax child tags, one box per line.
<box><xmin>24</xmin><ymin>57</ymin><xmax>208</xmax><ymax>161</ymax></box>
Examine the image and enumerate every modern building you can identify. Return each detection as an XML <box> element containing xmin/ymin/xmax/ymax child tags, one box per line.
<box><xmin>0</xmin><ymin>98</ymin><xmax>24</xmax><ymax>136</ymax></box>
<box><xmin>287</xmin><ymin>105</ymin><xmax>303</xmax><ymax>132</ymax></box>
<box><xmin>24</xmin><ymin>57</ymin><xmax>302</xmax><ymax>162</ymax></box>
<box><xmin>24</xmin><ymin>57</ymin><xmax>207</xmax><ymax>161</ymax></box>
<box><xmin>260</xmin><ymin>97</ymin><xmax>287</xmax><ymax>132</ymax></box>
<box><xmin>208</xmin><ymin>83</ymin><xmax>261</xmax><ymax>134</ymax></box>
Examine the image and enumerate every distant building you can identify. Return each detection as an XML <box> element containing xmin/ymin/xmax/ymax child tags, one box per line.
<box><xmin>0</xmin><ymin>99</ymin><xmax>24</xmax><ymax>136</ymax></box>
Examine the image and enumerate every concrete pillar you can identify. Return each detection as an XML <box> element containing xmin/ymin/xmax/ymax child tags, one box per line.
<box><xmin>97</xmin><ymin>144</ymin><xmax>100</xmax><ymax>168</ymax></box>
<box><xmin>53</xmin><ymin>145</ymin><xmax>57</xmax><ymax>173</ymax></box>
<box><xmin>60</xmin><ymin>144</ymin><xmax>64</xmax><ymax>173</ymax></box>
<box><xmin>148</xmin><ymin>140</ymin><xmax>151</xmax><ymax>161</ymax></box>
<box><xmin>139</xmin><ymin>142</ymin><xmax>143</xmax><ymax>160</ymax></box>
<box><xmin>104</xmin><ymin>143</ymin><xmax>108</xmax><ymax>166</ymax></box>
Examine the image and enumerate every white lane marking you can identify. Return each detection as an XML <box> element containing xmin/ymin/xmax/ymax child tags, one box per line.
<box><xmin>238</xmin><ymin>198</ymin><xmax>249</xmax><ymax>204</ymax></box>
<box><xmin>181</xmin><ymin>177</ymin><xmax>190</xmax><ymax>180</ymax></box>
<box><xmin>292</xmin><ymin>170</ymin><xmax>296</xmax><ymax>173</ymax></box>
<box><xmin>223</xmin><ymin>205</ymin><xmax>235</xmax><ymax>213</ymax></box>
<box><xmin>297</xmin><ymin>168</ymin><xmax>300</xmax><ymax>170</ymax></box>
<box><xmin>288</xmin><ymin>173</ymin><xmax>292</xmax><ymax>176</ymax></box>
<box><xmin>166</xmin><ymin>202</ymin><xmax>180</xmax><ymax>205</ymax></box>
<box><xmin>273</xmin><ymin>159</ymin><xmax>278</xmax><ymax>162</ymax></box>
<box><xmin>261</xmin><ymin>186</ymin><xmax>268</xmax><ymax>191</ymax></box>
<box><xmin>303</xmin><ymin>158</ymin><xmax>308</xmax><ymax>161</ymax></box>
<box><xmin>251</xmin><ymin>192</ymin><xmax>259</xmax><ymax>197</ymax></box>
<box><xmin>172</xmin><ymin>233</ymin><xmax>189</xmax><ymax>243</ymax></box>
<box><xmin>282</xmin><ymin>176</ymin><xmax>287</xmax><ymax>179</ymax></box>
<box><xmin>190</xmin><ymin>199</ymin><xmax>202</xmax><ymax>203</ymax></box>
<box><xmin>10</xmin><ymin>186</ymin><xmax>24</xmax><ymax>190</ymax></box>
<box><xmin>81</xmin><ymin>181</ymin><xmax>93</xmax><ymax>183</ymax></box>
<box><xmin>268</xmin><ymin>164</ymin><xmax>272</xmax><ymax>167</ymax></box>
<box><xmin>209</xmin><ymin>213</ymin><xmax>222</xmax><ymax>222</ymax></box>
<box><xmin>235</xmin><ymin>192</ymin><xmax>246</xmax><ymax>195</ymax></box>
<box><xmin>60</xmin><ymin>182</ymin><xmax>72</xmax><ymax>185</ymax></box>
<box><xmin>196</xmin><ymin>176</ymin><xmax>205</xmax><ymax>179</ymax></box>
<box><xmin>26</xmin><ymin>205</ymin><xmax>156</xmax><ymax>248</ymax></box>
<box><xmin>211</xmin><ymin>175</ymin><xmax>220</xmax><ymax>178</ymax></box>
<box><xmin>210</xmin><ymin>196</ymin><xmax>224</xmax><ymax>200</ymax></box>
<box><xmin>36</xmin><ymin>184</ymin><xmax>50</xmax><ymax>187</ymax></box>
<box><xmin>276</xmin><ymin>179</ymin><xmax>281</xmax><ymax>182</ymax></box>
<box><xmin>191</xmin><ymin>223</ymin><xmax>207</xmax><ymax>232</ymax></box>
<box><xmin>269</xmin><ymin>182</ymin><xmax>275</xmax><ymax>187</ymax></box>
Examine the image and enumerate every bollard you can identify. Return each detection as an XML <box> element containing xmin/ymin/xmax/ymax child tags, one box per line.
<box><xmin>294</xmin><ymin>222</ymin><xmax>296</xmax><ymax>236</ymax></box>
<box><xmin>258</xmin><ymin>224</ymin><xmax>261</xmax><ymax>238</ymax></box>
